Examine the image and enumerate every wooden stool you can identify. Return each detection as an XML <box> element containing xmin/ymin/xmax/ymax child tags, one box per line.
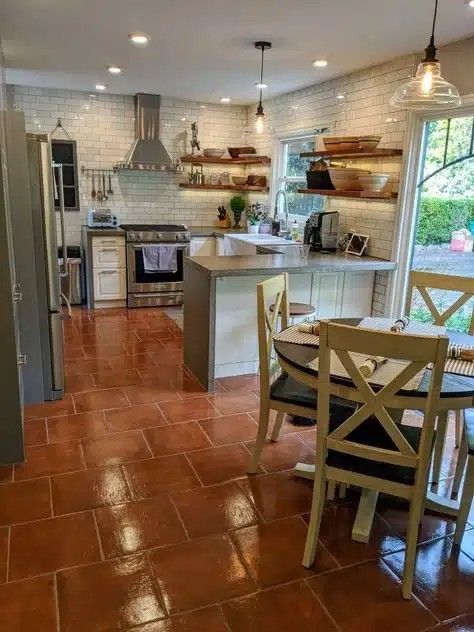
<box><xmin>270</xmin><ymin>301</ymin><xmax>316</xmax><ymax>323</ymax></box>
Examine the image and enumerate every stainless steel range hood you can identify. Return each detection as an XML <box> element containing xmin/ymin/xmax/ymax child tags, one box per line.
<box><xmin>115</xmin><ymin>94</ymin><xmax>174</xmax><ymax>171</ymax></box>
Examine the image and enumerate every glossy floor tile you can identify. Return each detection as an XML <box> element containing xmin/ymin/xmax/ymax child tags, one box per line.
<box><xmin>2</xmin><ymin>307</ymin><xmax>471</xmax><ymax>630</ymax></box>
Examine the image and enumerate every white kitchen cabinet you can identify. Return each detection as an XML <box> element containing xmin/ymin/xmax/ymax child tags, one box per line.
<box><xmin>91</xmin><ymin>234</ymin><xmax>126</xmax><ymax>305</ymax></box>
<box><xmin>340</xmin><ymin>271</ymin><xmax>375</xmax><ymax>317</ymax></box>
<box><xmin>190</xmin><ymin>237</ymin><xmax>216</xmax><ymax>257</ymax></box>
<box><xmin>93</xmin><ymin>268</ymin><xmax>126</xmax><ymax>301</ymax></box>
<box><xmin>92</xmin><ymin>240</ymin><xmax>126</xmax><ymax>268</ymax></box>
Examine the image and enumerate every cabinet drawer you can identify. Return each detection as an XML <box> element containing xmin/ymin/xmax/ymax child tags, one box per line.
<box><xmin>93</xmin><ymin>268</ymin><xmax>126</xmax><ymax>301</ymax></box>
<box><xmin>92</xmin><ymin>243</ymin><xmax>125</xmax><ymax>268</ymax></box>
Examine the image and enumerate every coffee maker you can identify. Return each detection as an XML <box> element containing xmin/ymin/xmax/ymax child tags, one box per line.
<box><xmin>303</xmin><ymin>211</ymin><xmax>339</xmax><ymax>252</ymax></box>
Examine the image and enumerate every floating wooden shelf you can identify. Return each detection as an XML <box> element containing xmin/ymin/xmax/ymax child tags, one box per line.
<box><xmin>298</xmin><ymin>188</ymin><xmax>398</xmax><ymax>201</ymax></box>
<box><xmin>179</xmin><ymin>183</ymin><xmax>269</xmax><ymax>192</ymax></box>
<box><xmin>299</xmin><ymin>148</ymin><xmax>403</xmax><ymax>160</ymax></box>
<box><xmin>180</xmin><ymin>155</ymin><xmax>271</xmax><ymax>165</ymax></box>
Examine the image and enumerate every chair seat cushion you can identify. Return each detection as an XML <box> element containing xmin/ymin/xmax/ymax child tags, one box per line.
<box><xmin>464</xmin><ymin>409</ymin><xmax>474</xmax><ymax>455</ymax></box>
<box><xmin>326</xmin><ymin>419</ymin><xmax>431</xmax><ymax>485</ymax></box>
<box><xmin>269</xmin><ymin>373</ymin><xmax>356</xmax><ymax>424</ymax></box>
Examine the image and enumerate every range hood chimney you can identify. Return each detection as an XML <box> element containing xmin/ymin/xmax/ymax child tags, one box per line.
<box><xmin>115</xmin><ymin>94</ymin><xmax>174</xmax><ymax>171</ymax></box>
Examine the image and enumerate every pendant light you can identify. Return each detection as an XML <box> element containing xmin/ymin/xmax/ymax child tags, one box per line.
<box><xmin>390</xmin><ymin>0</ymin><xmax>461</xmax><ymax>110</ymax></box>
<box><xmin>254</xmin><ymin>41</ymin><xmax>271</xmax><ymax>134</ymax></box>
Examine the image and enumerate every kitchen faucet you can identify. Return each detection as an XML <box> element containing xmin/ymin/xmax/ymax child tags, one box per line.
<box><xmin>274</xmin><ymin>189</ymin><xmax>289</xmax><ymax>236</ymax></box>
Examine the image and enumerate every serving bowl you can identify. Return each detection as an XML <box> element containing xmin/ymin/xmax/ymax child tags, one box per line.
<box><xmin>358</xmin><ymin>135</ymin><xmax>381</xmax><ymax>151</ymax></box>
<box><xmin>323</xmin><ymin>136</ymin><xmax>360</xmax><ymax>152</ymax></box>
<box><xmin>328</xmin><ymin>167</ymin><xmax>369</xmax><ymax>190</ymax></box>
<box><xmin>227</xmin><ymin>146</ymin><xmax>256</xmax><ymax>159</ymax></box>
<box><xmin>358</xmin><ymin>173</ymin><xmax>389</xmax><ymax>192</ymax></box>
<box><xmin>203</xmin><ymin>148</ymin><xmax>225</xmax><ymax>158</ymax></box>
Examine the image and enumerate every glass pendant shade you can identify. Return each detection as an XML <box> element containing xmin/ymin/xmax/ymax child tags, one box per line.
<box><xmin>390</xmin><ymin>60</ymin><xmax>461</xmax><ymax>110</ymax></box>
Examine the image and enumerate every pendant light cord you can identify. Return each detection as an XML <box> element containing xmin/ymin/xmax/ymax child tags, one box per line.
<box><xmin>431</xmin><ymin>0</ymin><xmax>439</xmax><ymax>42</ymax></box>
<box><xmin>258</xmin><ymin>44</ymin><xmax>264</xmax><ymax>107</ymax></box>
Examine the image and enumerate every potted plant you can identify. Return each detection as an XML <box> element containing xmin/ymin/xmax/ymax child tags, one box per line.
<box><xmin>247</xmin><ymin>202</ymin><xmax>263</xmax><ymax>233</ymax></box>
<box><xmin>230</xmin><ymin>195</ymin><xmax>246</xmax><ymax>229</ymax></box>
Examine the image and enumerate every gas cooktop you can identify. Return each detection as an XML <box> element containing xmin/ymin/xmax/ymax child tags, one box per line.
<box><xmin>120</xmin><ymin>223</ymin><xmax>191</xmax><ymax>243</ymax></box>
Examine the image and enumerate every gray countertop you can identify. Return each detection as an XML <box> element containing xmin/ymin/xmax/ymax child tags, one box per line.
<box><xmin>186</xmin><ymin>250</ymin><xmax>397</xmax><ymax>277</ymax></box>
<box><xmin>82</xmin><ymin>226</ymin><xmax>125</xmax><ymax>236</ymax></box>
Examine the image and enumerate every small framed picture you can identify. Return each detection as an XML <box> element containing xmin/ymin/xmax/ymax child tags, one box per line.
<box><xmin>345</xmin><ymin>233</ymin><xmax>369</xmax><ymax>256</ymax></box>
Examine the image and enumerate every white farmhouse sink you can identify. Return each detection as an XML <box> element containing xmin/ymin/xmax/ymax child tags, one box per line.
<box><xmin>223</xmin><ymin>233</ymin><xmax>295</xmax><ymax>256</ymax></box>
<box><xmin>228</xmin><ymin>233</ymin><xmax>291</xmax><ymax>245</ymax></box>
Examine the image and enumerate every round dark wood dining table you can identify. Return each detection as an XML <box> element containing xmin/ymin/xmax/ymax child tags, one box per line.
<box><xmin>273</xmin><ymin>318</ymin><xmax>474</xmax><ymax>541</ymax></box>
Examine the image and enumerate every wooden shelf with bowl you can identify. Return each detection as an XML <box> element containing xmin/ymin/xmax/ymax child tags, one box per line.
<box><xmin>299</xmin><ymin>148</ymin><xmax>403</xmax><ymax>160</ymax></box>
<box><xmin>180</xmin><ymin>155</ymin><xmax>271</xmax><ymax>165</ymax></box>
<box><xmin>179</xmin><ymin>183</ymin><xmax>269</xmax><ymax>193</ymax></box>
<box><xmin>298</xmin><ymin>188</ymin><xmax>397</xmax><ymax>201</ymax></box>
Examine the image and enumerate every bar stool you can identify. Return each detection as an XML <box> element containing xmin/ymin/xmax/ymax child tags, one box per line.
<box><xmin>269</xmin><ymin>301</ymin><xmax>316</xmax><ymax>324</ymax></box>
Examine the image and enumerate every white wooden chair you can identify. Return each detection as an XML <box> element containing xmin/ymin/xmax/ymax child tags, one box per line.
<box><xmin>452</xmin><ymin>409</ymin><xmax>474</xmax><ymax>545</ymax></box>
<box><xmin>247</xmin><ymin>274</ymin><xmax>354</xmax><ymax>474</ymax></box>
<box><xmin>303</xmin><ymin>321</ymin><xmax>448</xmax><ymax>599</ymax></box>
<box><xmin>405</xmin><ymin>270</ymin><xmax>474</xmax><ymax>484</ymax></box>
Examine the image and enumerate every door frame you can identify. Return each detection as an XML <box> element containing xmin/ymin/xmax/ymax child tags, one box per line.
<box><xmin>388</xmin><ymin>94</ymin><xmax>474</xmax><ymax>317</ymax></box>
<box><xmin>386</xmin><ymin>94</ymin><xmax>474</xmax><ymax>316</ymax></box>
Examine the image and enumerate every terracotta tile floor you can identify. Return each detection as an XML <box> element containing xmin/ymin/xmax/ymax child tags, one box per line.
<box><xmin>0</xmin><ymin>306</ymin><xmax>472</xmax><ymax>631</ymax></box>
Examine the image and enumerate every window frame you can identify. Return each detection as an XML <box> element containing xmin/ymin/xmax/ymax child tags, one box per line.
<box><xmin>272</xmin><ymin>130</ymin><xmax>328</xmax><ymax>223</ymax></box>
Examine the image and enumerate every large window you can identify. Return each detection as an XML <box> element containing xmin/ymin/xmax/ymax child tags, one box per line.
<box><xmin>276</xmin><ymin>135</ymin><xmax>325</xmax><ymax>219</ymax></box>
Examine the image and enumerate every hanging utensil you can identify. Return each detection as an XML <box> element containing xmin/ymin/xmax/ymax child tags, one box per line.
<box><xmin>96</xmin><ymin>171</ymin><xmax>103</xmax><ymax>201</ymax></box>
<box><xmin>91</xmin><ymin>171</ymin><xmax>96</xmax><ymax>198</ymax></box>
<box><xmin>102</xmin><ymin>172</ymin><xmax>108</xmax><ymax>201</ymax></box>
<box><xmin>107</xmin><ymin>173</ymin><xmax>113</xmax><ymax>196</ymax></box>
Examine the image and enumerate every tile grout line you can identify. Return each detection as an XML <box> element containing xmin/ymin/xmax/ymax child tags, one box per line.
<box><xmin>167</xmin><ymin>493</ymin><xmax>191</xmax><ymax>542</ymax></box>
<box><xmin>304</xmin><ymin>577</ymin><xmax>343</xmax><ymax>632</ymax></box>
<box><xmin>53</xmin><ymin>572</ymin><xmax>61</xmax><ymax>632</ymax></box>
<box><xmin>182</xmin><ymin>452</ymin><xmax>206</xmax><ymax>488</ymax></box>
<box><xmin>91</xmin><ymin>509</ymin><xmax>106</xmax><ymax>561</ymax></box>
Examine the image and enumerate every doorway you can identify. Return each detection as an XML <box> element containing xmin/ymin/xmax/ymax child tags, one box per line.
<box><xmin>392</xmin><ymin>103</ymin><xmax>474</xmax><ymax>331</ymax></box>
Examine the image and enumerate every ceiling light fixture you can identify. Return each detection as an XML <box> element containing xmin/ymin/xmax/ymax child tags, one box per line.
<box><xmin>466</xmin><ymin>0</ymin><xmax>474</xmax><ymax>7</ymax></box>
<box><xmin>390</xmin><ymin>0</ymin><xmax>461</xmax><ymax>110</ymax></box>
<box><xmin>220</xmin><ymin>97</ymin><xmax>231</xmax><ymax>103</ymax></box>
<box><xmin>254</xmin><ymin>41</ymin><xmax>272</xmax><ymax>135</ymax></box>
<box><xmin>128</xmin><ymin>32</ymin><xmax>150</xmax><ymax>46</ymax></box>
<box><xmin>336</xmin><ymin>93</ymin><xmax>345</xmax><ymax>100</ymax></box>
<box><xmin>255</xmin><ymin>81</ymin><xmax>268</xmax><ymax>89</ymax></box>
<box><xmin>107</xmin><ymin>65</ymin><xmax>122</xmax><ymax>74</ymax></box>
<box><xmin>95</xmin><ymin>84</ymin><xmax>106</xmax><ymax>91</ymax></box>
<box><xmin>313</xmin><ymin>59</ymin><xmax>328</xmax><ymax>68</ymax></box>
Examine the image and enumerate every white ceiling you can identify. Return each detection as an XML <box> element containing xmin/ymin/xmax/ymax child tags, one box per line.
<box><xmin>1</xmin><ymin>0</ymin><xmax>473</xmax><ymax>104</ymax></box>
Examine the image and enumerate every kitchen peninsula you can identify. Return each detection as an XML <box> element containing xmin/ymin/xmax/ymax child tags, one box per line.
<box><xmin>183</xmin><ymin>244</ymin><xmax>397</xmax><ymax>389</ymax></box>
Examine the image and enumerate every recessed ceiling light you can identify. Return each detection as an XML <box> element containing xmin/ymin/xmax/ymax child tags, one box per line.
<box><xmin>313</xmin><ymin>59</ymin><xmax>328</xmax><ymax>68</ymax></box>
<box><xmin>95</xmin><ymin>84</ymin><xmax>107</xmax><ymax>91</ymax></box>
<box><xmin>255</xmin><ymin>82</ymin><xmax>268</xmax><ymax>89</ymax></box>
<box><xmin>180</xmin><ymin>117</ymin><xmax>187</xmax><ymax>121</ymax></box>
<box><xmin>199</xmin><ymin>104</ymin><xmax>207</xmax><ymax>109</ymax></box>
<box><xmin>220</xmin><ymin>97</ymin><xmax>231</xmax><ymax>103</ymax></box>
<box><xmin>107</xmin><ymin>65</ymin><xmax>122</xmax><ymax>74</ymax></box>
<box><xmin>336</xmin><ymin>93</ymin><xmax>345</xmax><ymax>99</ymax></box>
<box><xmin>466</xmin><ymin>0</ymin><xmax>474</xmax><ymax>7</ymax></box>
<box><xmin>386</xmin><ymin>117</ymin><xmax>398</xmax><ymax>123</ymax></box>
<box><xmin>89</xmin><ymin>94</ymin><xmax>98</xmax><ymax>98</ymax></box>
<box><xmin>128</xmin><ymin>32</ymin><xmax>150</xmax><ymax>46</ymax></box>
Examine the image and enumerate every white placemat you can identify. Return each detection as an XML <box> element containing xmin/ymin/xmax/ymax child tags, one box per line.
<box><xmin>273</xmin><ymin>324</ymin><xmax>319</xmax><ymax>347</ymax></box>
<box><xmin>308</xmin><ymin>352</ymin><xmax>425</xmax><ymax>391</ymax></box>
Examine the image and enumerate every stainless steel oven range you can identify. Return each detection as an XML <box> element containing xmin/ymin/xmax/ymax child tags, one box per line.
<box><xmin>120</xmin><ymin>224</ymin><xmax>191</xmax><ymax>307</ymax></box>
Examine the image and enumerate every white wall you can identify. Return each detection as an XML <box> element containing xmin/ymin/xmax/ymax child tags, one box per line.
<box><xmin>8</xmin><ymin>86</ymin><xmax>250</xmax><ymax>244</ymax></box>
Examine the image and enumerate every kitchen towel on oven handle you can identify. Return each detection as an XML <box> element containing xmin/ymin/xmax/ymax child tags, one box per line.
<box><xmin>142</xmin><ymin>244</ymin><xmax>179</xmax><ymax>273</ymax></box>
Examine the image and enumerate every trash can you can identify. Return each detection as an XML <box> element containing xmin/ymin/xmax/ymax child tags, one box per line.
<box><xmin>58</xmin><ymin>246</ymin><xmax>82</xmax><ymax>305</ymax></box>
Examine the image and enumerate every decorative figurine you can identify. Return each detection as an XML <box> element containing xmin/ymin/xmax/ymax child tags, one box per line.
<box><xmin>190</xmin><ymin>122</ymin><xmax>200</xmax><ymax>155</ymax></box>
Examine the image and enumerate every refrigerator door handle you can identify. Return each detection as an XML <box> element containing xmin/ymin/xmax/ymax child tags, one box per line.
<box><xmin>54</xmin><ymin>164</ymin><xmax>69</xmax><ymax>279</ymax></box>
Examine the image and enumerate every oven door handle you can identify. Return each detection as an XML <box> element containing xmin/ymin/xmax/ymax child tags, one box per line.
<box><xmin>130</xmin><ymin>243</ymin><xmax>188</xmax><ymax>249</ymax></box>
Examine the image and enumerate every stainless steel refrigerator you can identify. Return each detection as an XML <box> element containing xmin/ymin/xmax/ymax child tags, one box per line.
<box><xmin>25</xmin><ymin>132</ymin><xmax>65</xmax><ymax>400</ymax></box>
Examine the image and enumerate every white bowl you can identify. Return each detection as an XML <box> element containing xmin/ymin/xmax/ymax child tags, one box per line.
<box><xmin>203</xmin><ymin>148</ymin><xmax>225</xmax><ymax>158</ymax></box>
<box><xmin>358</xmin><ymin>173</ymin><xmax>389</xmax><ymax>192</ymax></box>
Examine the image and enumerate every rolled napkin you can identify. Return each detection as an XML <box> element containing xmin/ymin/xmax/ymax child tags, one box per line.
<box><xmin>390</xmin><ymin>316</ymin><xmax>410</xmax><ymax>333</ymax></box>
<box><xmin>448</xmin><ymin>345</ymin><xmax>474</xmax><ymax>362</ymax></box>
<box><xmin>359</xmin><ymin>356</ymin><xmax>387</xmax><ymax>378</ymax></box>
<box><xmin>297</xmin><ymin>322</ymin><xmax>320</xmax><ymax>335</ymax></box>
